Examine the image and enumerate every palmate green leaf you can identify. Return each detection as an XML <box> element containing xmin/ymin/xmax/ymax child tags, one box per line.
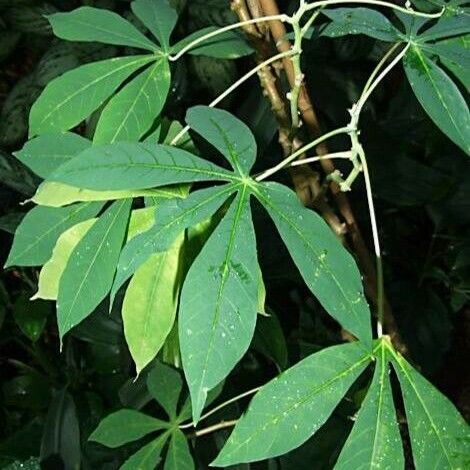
<box><xmin>5</xmin><ymin>202</ymin><xmax>103</xmax><ymax>267</ymax></box>
<box><xmin>164</xmin><ymin>430</ymin><xmax>194</xmax><ymax>470</ymax></box>
<box><xmin>404</xmin><ymin>46</ymin><xmax>470</xmax><ymax>154</ymax></box>
<box><xmin>29</xmin><ymin>55</ymin><xmax>155</xmax><ymax>136</ymax></box>
<box><xmin>14</xmin><ymin>132</ymin><xmax>90</xmax><ymax>179</ymax></box>
<box><xmin>57</xmin><ymin>199</ymin><xmax>131</xmax><ymax>340</ymax></box>
<box><xmin>254</xmin><ymin>182</ymin><xmax>372</xmax><ymax>347</ymax></box>
<box><xmin>48</xmin><ymin>143</ymin><xmax>235</xmax><ymax>191</ymax></box>
<box><xmin>172</xmin><ymin>27</ymin><xmax>253</xmax><ymax>59</ymax></box>
<box><xmin>94</xmin><ymin>58</ymin><xmax>171</xmax><ymax>144</ymax></box>
<box><xmin>131</xmin><ymin>0</ymin><xmax>178</xmax><ymax>52</ymax></box>
<box><xmin>334</xmin><ymin>342</ymin><xmax>404</xmax><ymax>469</ymax></box>
<box><xmin>111</xmin><ymin>184</ymin><xmax>235</xmax><ymax>304</ymax></box>
<box><xmin>48</xmin><ymin>7</ymin><xmax>158</xmax><ymax>52</ymax></box>
<box><xmin>123</xmin><ymin>235</ymin><xmax>184</xmax><ymax>375</ymax></box>
<box><xmin>321</xmin><ymin>8</ymin><xmax>402</xmax><ymax>42</ymax></box>
<box><xmin>147</xmin><ymin>362</ymin><xmax>183</xmax><ymax>421</ymax></box>
<box><xmin>89</xmin><ymin>409</ymin><xmax>168</xmax><ymax>448</ymax></box>
<box><xmin>392</xmin><ymin>353</ymin><xmax>470</xmax><ymax>469</ymax></box>
<box><xmin>213</xmin><ymin>342</ymin><xmax>372</xmax><ymax>466</ymax></box>
<box><xmin>179</xmin><ymin>188</ymin><xmax>260</xmax><ymax>423</ymax></box>
<box><xmin>121</xmin><ymin>433</ymin><xmax>169</xmax><ymax>470</ymax></box>
<box><xmin>186</xmin><ymin>106</ymin><xmax>256</xmax><ymax>176</ymax></box>
<box><xmin>33</xmin><ymin>219</ymin><xmax>97</xmax><ymax>301</ymax></box>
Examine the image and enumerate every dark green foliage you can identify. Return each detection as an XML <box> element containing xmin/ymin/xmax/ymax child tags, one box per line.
<box><xmin>1</xmin><ymin>1</ymin><xmax>469</xmax><ymax>469</ymax></box>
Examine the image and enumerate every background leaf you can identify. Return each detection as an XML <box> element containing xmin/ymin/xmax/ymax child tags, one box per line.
<box><xmin>89</xmin><ymin>409</ymin><xmax>167</xmax><ymax>448</ymax></box>
<box><xmin>147</xmin><ymin>362</ymin><xmax>183</xmax><ymax>421</ymax></box>
<box><xmin>164</xmin><ymin>430</ymin><xmax>194</xmax><ymax>470</ymax></box>
<box><xmin>121</xmin><ymin>434</ymin><xmax>169</xmax><ymax>470</ymax></box>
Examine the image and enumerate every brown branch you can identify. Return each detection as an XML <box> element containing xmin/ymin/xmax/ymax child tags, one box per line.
<box><xmin>234</xmin><ymin>0</ymin><xmax>406</xmax><ymax>353</ymax></box>
<box><xmin>231</xmin><ymin>0</ymin><xmax>346</xmax><ymax>237</ymax></box>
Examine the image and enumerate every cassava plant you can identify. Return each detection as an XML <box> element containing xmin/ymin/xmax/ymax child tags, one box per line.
<box><xmin>3</xmin><ymin>0</ymin><xmax>470</xmax><ymax>468</ymax></box>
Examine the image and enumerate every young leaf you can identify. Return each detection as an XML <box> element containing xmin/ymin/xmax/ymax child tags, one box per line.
<box><xmin>213</xmin><ymin>342</ymin><xmax>372</xmax><ymax>466</ymax></box>
<box><xmin>29</xmin><ymin>55</ymin><xmax>155</xmax><ymax>136</ymax></box>
<box><xmin>33</xmin><ymin>219</ymin><xmax>97</xmax><ymax>300</ymax></box>
<box><xmin>123</xmin><ymin>236</ymin><xmax>183</xmax><ymax>375</ymax></box>
<box><xmin>14</xmin><ymin>132</ymin><xmax>90</xmax><ymax>179</ymax></box>
<box><xmin>131</xmin><ymin>0</ymin><xmax>178</xmax><ymax>52</ymax></box>
<box><xmin>392</xmin><ymin>354</ymin><xmax>470</xmax><ymax>469</ymax></box>
<box><xmin>172</xmin><ymin>27</ymin><xmax>253</xmax><ymax>59</ymax></box>
<box><xmin>48</xmin><ymin>7</ymin><xmax>158</xmax><ymax>51</ymax></box>
<box><xmin>255</xmin><ymin>182</ymin><xmax>373</xmax><ymax>347</ymax></box>
<box><xmin>334</xmin><ymin>342</ymin><xmax>404</xmax><ymax>468</ymax></box>
<box><xmin>48</xmin><ymin>143</ymin><xmax>236</xmax><ymax>191</ymax></box>
<box><xmin>164</xmin><ymin>430</ymin><xmax>194</xmax><ymax>470</ymax></box>
<box><xmin>57</xmin><ymin>199</ymin><xmax>131</xmax><ymax>340</ymax></box>
<box><xmin>93</xmin><ymin>58</ymin><xmax>170</xmax><ymax>144</ymax></box>
<box><xmin>89</xmin><ymin>409</ymin><xmax>167</xmax><ymax>448</ymax></box>
<box><xmin>111</xmin><ymin>184</ymin><xmax>236</xmax><ymax>303</ymax></box>
<box><xmin>32</xmin><ymin>182</ymin><xmax>166</xmax><ymax>208</ymax></box>
<box><xmin>147</xmin><ymin>362</ymin><xmax>183</xmax><ymax>421</ymax></box>
<box><xmin>404</xmin><ymin>46</ymin><xmax>470</xmax><ymax>154</ymax></box>
<box><xmin>186</xmin><ymin>106</ymin><xmax>256</xmax><ymax>176</ymax></box>
<box><xmin>418</xmin><ymin>13</ymin><xmax>470</xmax><ymax>42</ymax></box>
<box><xmin>179</xmin><ymin>188</ymin><xmax>260</xmax><ymax>422</ymax></box>
<box><xmin>322</xmin><ymin>8</ymin><xmax>402</xmax><ymax>42</ymax></box>
<box><xmin>5</xmin><ymin>202</ymin><xmax>102</xmax><ymax>267</ymax></box>
<box><xmin>121</xmin><ymin>433</ymin><xmax>169</xmax><ymax>470</ymax></box>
